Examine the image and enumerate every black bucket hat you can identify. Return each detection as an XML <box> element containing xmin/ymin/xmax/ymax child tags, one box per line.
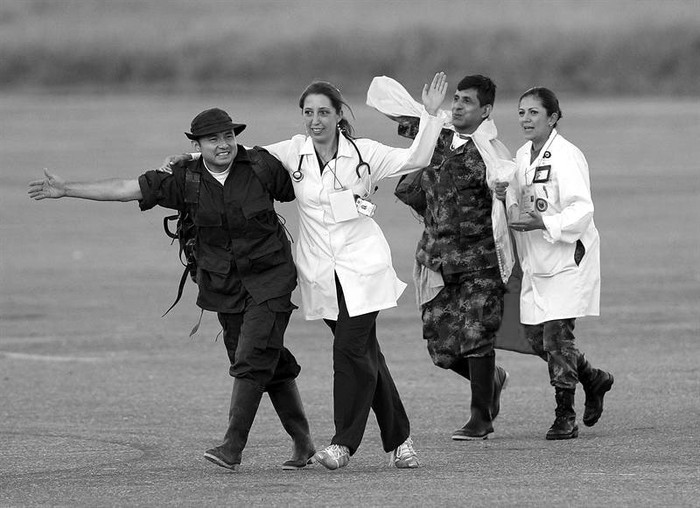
<box><xmin>185</xmin><ymin>108</ymin><xmax>246</xmax><ymax>140</ymax></box>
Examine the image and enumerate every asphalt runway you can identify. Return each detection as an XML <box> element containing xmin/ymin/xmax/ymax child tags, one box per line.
<box><xmin>1</xmin><ymin>322</ymin><xmax>698</xmax><ymax>506</ymax></box>
<box><xmin>1</xmin><ymin>93</ymin><xmax>699</xmax><ymax>506</ymax></box>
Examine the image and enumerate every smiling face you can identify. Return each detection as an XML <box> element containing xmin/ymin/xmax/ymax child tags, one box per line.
<box><xmin>518</xmin><ymin>95</ymin><xmax>557</xmax><ymax>149</ymax></box>
<box><xmin>193</xmin><ymin>129</ymin><xmax>237</xmax><ymax>172</ymax></box>
<box><xmin>451</xmin><ymin>88</ymin><xmax>491</xmax><ymax>134</ymax></box>
<box><xmin>302</xmin><ymin>93</ymin><xmax>341</xmax><ymax>146</ymax></box>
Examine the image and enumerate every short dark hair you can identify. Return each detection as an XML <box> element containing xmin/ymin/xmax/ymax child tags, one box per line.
<box><xmin>519</xmin><ymin>87</ymin><xmax>563</xmax><ymax>127</ymax></box>
<box><xmin>457</xmin><ymin>75</ymin><xmax>496</xmax><ymax>107</ymax></box>
<box><xmin>298</xmin><ymin>81</ymin><xmax>355</xmax><ymax>137</ymax></box>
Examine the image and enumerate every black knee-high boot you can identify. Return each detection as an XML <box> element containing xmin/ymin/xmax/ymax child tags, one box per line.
<box><xmin>204</xmin><ymin>378</ymin><xmax>264</xmax><ymax>469</ymax></box>
<box><xmin>452</xmin><ymin>356</ymin><xmax>495</xmax><ymax>440</ymax></box>
<box><xmin>450</xmin><ymin>358</ymin><xmax>509</xmax><ymax>421</ymax></box>
<box><xmin>268</xmin><ymin>379</ymin><xmax>315</xmax><ymax>470</ymax></box>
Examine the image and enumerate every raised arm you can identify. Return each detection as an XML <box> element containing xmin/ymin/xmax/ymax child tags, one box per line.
<box><xmin>364</xmin><ymin>73</ymin><xmax>448</xmax><ymax>181</ymax></box>
<box><xmin>28</xmin><ymin>169</ymin><xmax>142</xmax><ymax>202</ymax></box>
<box><xmin>421</xmin><ymin>72</ymin><xmax>448</xmax><ymax>116</ymax></box>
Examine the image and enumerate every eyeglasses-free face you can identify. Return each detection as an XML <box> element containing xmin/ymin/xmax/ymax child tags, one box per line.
<box><xmin>518</xmin><ymin>96</ymin><xmax>557</xmax><ymax>150</ymax></box>
<box><xmin>193</xmin><ymin>130</ymin><xmax>237</xmax><ymax>173</ymax></box>
<box><xmin>302</xmin><ymin>94</ymin><xmax>342</xmax><ymax>146</ymax></box>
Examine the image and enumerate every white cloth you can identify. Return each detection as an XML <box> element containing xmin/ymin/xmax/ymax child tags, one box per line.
<box><xmin>366</xmin><ymin>75</ymin><xmax>517</xmax><ymax>284</ymax></box>
<box><xmin>264</xmin><ymin>109</ymin><xmax>445</xmax><ymax>320</ymax></box>
<box><xmin>506</xmin><ymin>129</ymin><xmax>601</xmax><ymax>324</ymax></box>
<box><xmin>413</xmin><ymin>259</ymin><xmax>445</xmax><ymax>309</ymax></box>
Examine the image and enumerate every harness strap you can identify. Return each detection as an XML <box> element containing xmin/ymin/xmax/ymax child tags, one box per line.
<box><xmin>163</xmin><ymin>165</ymin><xmax>201</xmax><ymax>316</ymax></box>
<box><xmin>249</xmin><ymin>146</ymin><xmax>273</xmax><ymax>193</ymax></box>
<box><xmin>189</xmin><ymin>308</ymin><xmax>205</xmax><ymax>338</ymax></box>
<box><xmin>162</xmin><ymin>265</ymin><xmax>190</xmax><ymax>317</ymax></box>
<box><xmin>184</xmin><ymin>170</ymin><xmax>201</xmax><ymax>203</ymax></box>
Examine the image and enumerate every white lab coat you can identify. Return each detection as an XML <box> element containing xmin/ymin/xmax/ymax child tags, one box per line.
<box><xmin>506</xmin><ymin>129</ymin><xmax>600</xmax><ymax>325</ymax></box>
<box><xmin>265</xmin><ymin>110</ymin><xmax>445</xmax><ymax>320</ymax></box>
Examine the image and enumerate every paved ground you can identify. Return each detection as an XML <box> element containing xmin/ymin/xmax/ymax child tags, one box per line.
<box><xmin>1</xmin><ymin>94</ymin><xmax>698</xmax><ymax>506</ymax></box>
<box><xmin>1</xmin><ymin>309</ymin><xmax>698</xmax><ymax>506</ymax></box>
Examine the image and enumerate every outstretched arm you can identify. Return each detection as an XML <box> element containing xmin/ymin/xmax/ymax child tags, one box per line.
<box><xmin>28</xmin><ymin>169</ymin><xmax>142</xmax><ymax>202</ymax></box>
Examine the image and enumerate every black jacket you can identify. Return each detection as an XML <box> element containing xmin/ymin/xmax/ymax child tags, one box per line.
<box><xmin>138</xmin><ymin>146</ymin><xmax>297</xmax><ymax>312</ymax></box>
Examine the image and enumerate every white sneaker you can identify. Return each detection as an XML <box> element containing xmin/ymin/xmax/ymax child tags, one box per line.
<box><xmin>389</xmin><ymin>436</ymin><xmax>419</xmax><ymax>468</ymax></box>
<box><xmin>313</xmin><ymin>444</ymin><xmax>350</xmax><ymax>470</ymax></box>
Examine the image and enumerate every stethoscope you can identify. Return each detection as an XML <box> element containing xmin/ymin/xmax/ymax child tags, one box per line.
<box><xmin>292</xmin><ymin>132</ymin><xmax>370</xmax><ymax>184</ymax></box>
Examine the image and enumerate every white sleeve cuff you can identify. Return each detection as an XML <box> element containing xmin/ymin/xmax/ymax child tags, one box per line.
<box><xmin>542</xmin><ymin>214</ymin><xmax>561</xmax><ymax>243</ymax></box>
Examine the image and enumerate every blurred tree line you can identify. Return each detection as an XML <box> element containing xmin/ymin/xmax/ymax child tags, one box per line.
<box><xmin>1</xmin><ymin>0</ymin><xmax>698</xmax><ymax>96</ymax></box>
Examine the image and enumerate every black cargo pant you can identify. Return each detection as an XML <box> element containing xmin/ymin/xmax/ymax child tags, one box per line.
<box><xmin>323</xmin><ymin>275</ymin><xmax>410</xmax><ymax>455</ymax></box>
<box><xmin>218</xmin><ymin>293</ymin><xmax>301</xmax><ymax>389</ymax></box>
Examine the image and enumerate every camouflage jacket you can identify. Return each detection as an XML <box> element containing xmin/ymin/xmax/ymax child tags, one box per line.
<box><xmin>397</xmin><ymin>118</ymin><xmax>498</xmax><ymax>275</ymax></box>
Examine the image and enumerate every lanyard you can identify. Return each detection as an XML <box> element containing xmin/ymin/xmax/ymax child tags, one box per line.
<box><xmin>525</xmin><ymin>132</ymin><xmax>557</xmax><ymax>186</ymax></box>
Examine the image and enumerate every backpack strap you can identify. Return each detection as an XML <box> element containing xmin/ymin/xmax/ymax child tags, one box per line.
<box><xmin>247</xmin><ymin>146</ymin><xmax>295</xmax><ymax>243</ymax></box>
<box><xmin>184</xmin><ymin>168</ymin><xmax>201</xmax><ymax>204</ymax></box>
<box><xmin>162</xmin><ymin>164</ymin><xmax>201</xmax><ymax>317</ymax></box>
<box><xmin>248</xmin><ymin>146</ymin><xmax>273</xmax><ymax>194</ymax></box>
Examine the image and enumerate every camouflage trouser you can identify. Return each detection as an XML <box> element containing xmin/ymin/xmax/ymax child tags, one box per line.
<box><xmin>524</xmin><ymin>318</ymin><xmax>580</xmax><ymax>390</ymax></box>
<box><xmin>422</xmin><ymin>267</ymin><xmax>504</xmax><ymax>369</ymax></box>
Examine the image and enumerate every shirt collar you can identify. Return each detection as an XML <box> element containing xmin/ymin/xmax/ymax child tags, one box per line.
<box><xmin>451</xmin><ymin>132</ymin><xmax>470</xmax><ymax>150</ymax></box>
<box><xmin>299</xmin><ymin>135</ymin><xmax>353</xmax><ymax>159</ymax></box>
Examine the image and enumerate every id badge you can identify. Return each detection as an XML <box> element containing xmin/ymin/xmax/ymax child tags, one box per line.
<box><xmin>521</xmin><ymin>186</ymin><xmax>536</xmax><ymax>214</ymax></box>
<box><xmin>329</xmin><ymin>189</ymin><xmax>359</xmax><ymax>222</ymax></box>
<box><xmin>533</xmin><ymin>165</ymin><xmax>551</xmax><ymax>183</ymax></box>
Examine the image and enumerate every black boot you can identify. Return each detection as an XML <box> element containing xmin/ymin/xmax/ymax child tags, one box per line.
<box><xmin>491</xmin><ymin>365</ymin><xmax>509</xmax><ymax>421</ymax></box>
<box><xmin>577</xmin><ymin>355</ymin><xmax>614</xmax><ymax>427</ymax></box>
<box><xmin>451</xmin><ymin>359</ymin><xmax>509</xmax><ymax>421</ymax></box>
<box><xmin>204</xmin><ymin>378</ymin><xmax>264</xmax><ymax>470</ymax></box>
<box><xmin>546</xmin><ymin>388</ymin><xmax>579</xmax><ymax>440</ymax></box>
<box><xmin>268</xmin><ymin>379</ymin><xmax>315</xmax><ymax>470</ymax></box>
<box><xmin>452</xmin><ymin>356</ymin><xmax>495</xmax><ymax>440</ymax></box>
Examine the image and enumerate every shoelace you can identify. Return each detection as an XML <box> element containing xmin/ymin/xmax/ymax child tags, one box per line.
<box><xmin>396</xmin><ymin>438</ymin><xmax>416</xmax><ymax>459</ymax></box>
<box><xmin>325</xmin><ymin>444</ymin><xmax>347</xmax><ymax>460</ymax></box>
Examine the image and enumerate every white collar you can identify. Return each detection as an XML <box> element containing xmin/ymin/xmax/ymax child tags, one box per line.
<box><xmin>527</xmin><ymin>128</ymin><xmax>559</xmax><ymax>167</ymax></box>
<box><xmin>451</xmin><ymin>132</ymin><xmax>470</xmax><ymax>150</ymax></box>
<box><xmin>299</xmin><ymin>134</ymin><xmax>354</xmax><ymax>159</ymax></box>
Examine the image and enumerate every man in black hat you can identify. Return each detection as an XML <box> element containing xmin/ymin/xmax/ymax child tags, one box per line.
<box><xmin>28</xmin><ymin>107</ymin><xmax>315</xmax><ymax>471</ymax></box>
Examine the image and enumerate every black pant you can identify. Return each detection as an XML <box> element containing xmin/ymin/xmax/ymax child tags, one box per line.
<box><xmin>218</xmin><ymin>294</ymin><xmax>300</xmax><ymax>389</ymax></box>
<box><xmin>323</xmin><ymin>276</ymin><xmax>410</xmax><ymax>455</ymax></box>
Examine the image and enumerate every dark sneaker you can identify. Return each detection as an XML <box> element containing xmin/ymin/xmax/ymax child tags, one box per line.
<box><xmin>583</xmin><ymin>372</ymin><xmax>614</xmax><ymax>427</ymax></box>
<box><xmin>313</xmin><ymin>444</ymin><xmax>350</xmax><ymax>470</ymax></box>
<box><xmin>203</xmin><ymin>447</ymin><xmax>238</xmax><ymax>470</ymax></box>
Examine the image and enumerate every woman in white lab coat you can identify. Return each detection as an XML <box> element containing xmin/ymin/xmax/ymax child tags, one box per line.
<box><xmin>505</xmin><ymin>87</ymin><xmax>614</xmax><ymax>441</ymax></box>
<box><xmin>263</xmin><ymin>74</ymin><xmax>447</xmax><ymax>469</ymax></box>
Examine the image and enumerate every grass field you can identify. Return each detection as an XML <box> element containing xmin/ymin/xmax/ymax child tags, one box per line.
<box><xmin>1</xmin><ymin>91</ymin><xmax>699</xmax><ymax>506</ymax></box>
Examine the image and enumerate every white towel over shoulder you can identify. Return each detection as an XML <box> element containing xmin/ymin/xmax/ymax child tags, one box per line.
<box><xmin>367</xmin><ymin>75</ymin><xmax>517</xmax><ymax>285</ymax></box>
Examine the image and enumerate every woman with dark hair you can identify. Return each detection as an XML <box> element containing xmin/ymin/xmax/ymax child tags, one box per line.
<box><xmin>504</xmin><ymin>87</ymin><xmax>614</xmax><ymax>440</ymax></box>
<box><xmin>162</xmin><ymin>74</ymin><xmax>447</xmax><ymax>469</ymax></box>
<box><xmin>261</xmin><ymin>74</ymin><xmax>447</xmax><ymax>469</ymax></box>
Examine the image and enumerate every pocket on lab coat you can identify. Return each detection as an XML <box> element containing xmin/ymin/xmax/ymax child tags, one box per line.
<box><xmin>530</xmin><ymin>241</ymin><xmax>577</xmax><ymax>276</ymax></box>
<box><xmin>344</xmin><ymin>236</ymin><xmax>390</xmax><ymax>276</ymax></box>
